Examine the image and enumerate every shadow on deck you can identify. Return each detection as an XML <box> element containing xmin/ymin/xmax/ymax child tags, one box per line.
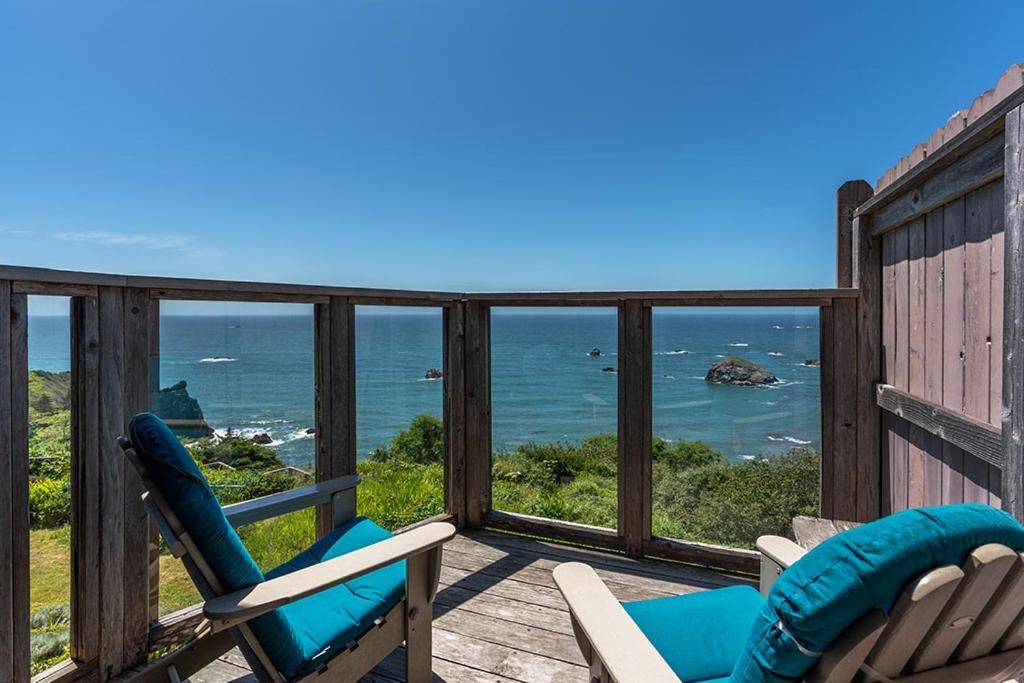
<box><xmin>192</xmin><ymin>529</ymin><xmax>751</xmax><ymax>683</ymax></box>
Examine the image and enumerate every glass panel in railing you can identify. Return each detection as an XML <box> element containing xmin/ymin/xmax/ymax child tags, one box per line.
<box><xmin>156</xmin><ymin>300</ymin><xmax>315</xmax><ymax>614</ymax></box>
<box><xmin>651</xmin><ymin>307</ymin><xmax>821</xmax><ymax>549</ymax></box>
<box><xmin>27</xmin><ymin>295</ymin><xmax>72</xmax><ymax>674</ymax></box>
<box><xmin>490</xmin><ymin>307</ymin><xmax>618</xmax><ymax>528</ymax></box>
<box><xmin>356</xmin><ymin>306</ymin><xmax>444</xmax><ymax>529</ymax></box>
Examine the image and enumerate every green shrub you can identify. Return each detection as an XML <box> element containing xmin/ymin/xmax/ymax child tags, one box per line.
<box><xmin>29</xmin><ymin>478</ymin><xmax>71</xmax><ymax>528</ymax></box>
<box><xmin>370</xmin><ymin>414</ymin><xmax>444</xmax><ymax>464</ymax></box>
<box><xmin>203</xmin><ymin>467</ymin><xmax>297</xmax><ymax>505</ymax></box>
<box><xmin>28</xmin><ymin>410</ymin><xmax>72</xmax><ymax>480</ymax></box>
<box><xmin>189</xmin><ymin>433</ymin><xmax>284</xmax><ymax>470</ymax></box>
<box><xmin>30</xmin><ymin>604</ymin><xmax>70</xmax><ymax>630</ymax></box>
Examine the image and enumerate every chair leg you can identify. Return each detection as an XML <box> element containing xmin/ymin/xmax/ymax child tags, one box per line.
<box><xmin>405</xmin><ymin>552</ymin><xmax>434</xmax><ymax>683</ymax></box>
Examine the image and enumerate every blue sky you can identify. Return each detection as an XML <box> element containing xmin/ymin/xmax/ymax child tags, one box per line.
<box><xmin>2</xmin><ymin>1</ymin><xmax>1022</xmax><ymax>295</ymax></box>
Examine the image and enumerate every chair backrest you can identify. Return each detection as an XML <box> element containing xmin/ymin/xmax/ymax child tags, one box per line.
<box><xmin>730</xmin><ymin>505</ymin><xmax>1024</xmax><ymax>682</ymax></box>
<box><xmin>124</xmin><ymin>412</ymin><xmax>305</xmax><ymax>682</ymax></box>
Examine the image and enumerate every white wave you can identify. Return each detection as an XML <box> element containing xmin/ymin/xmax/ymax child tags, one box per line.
<box><xmin>714</xmin><ymin>354</ymin><xmax>726</xmax><ymax>358</ymax></box>
<box><xmin>199</xmin><ymin>357</ymin><xmax>237</xmax><ymax>363</ymax></box>
<box><xmin>661</xmin><ymin>374</ymin><xmax>676</xmax><ymax>380</ymax></box>
<box><xmin>767</xmin><ymin>352</ymin><xmax>784</xmax><ymax>357</ymax></box>
<box><xmin>655</xmin><ymin>349</ymin><xmax>690</xmax><ymax>356</ymax></box>
<box><xmin>771</xmin><ymin>325</ymin><xmax>783</xmax><ymax>330</ymax></box>
<box><xmin>417</xmin><ymin>376</ymin><xmax>443</xmax><ymax>382</ymax></box>
<box><xmin>767</xmin><ymin>435</ymin><xmax>813</xmax><ymax>446</ymax></box>
<box><xmin>728</xmin><ymin>343</ymin><xmax>749</xmax><ymax>347</ymax></box>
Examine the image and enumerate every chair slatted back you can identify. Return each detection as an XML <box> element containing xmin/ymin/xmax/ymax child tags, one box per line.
<box><xmin>808</xmin><ymin>543</ymin><xmax>1024</xmax><ymax>683</ymax></box>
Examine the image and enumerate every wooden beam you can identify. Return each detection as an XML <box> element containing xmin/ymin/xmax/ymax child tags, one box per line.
<box><xmin>837</xmin><ymin>180</ymin><xmax>875</xmax><ymax>287</ymax></box>
<box><xmin>876</xmin><ymin>384</ymin><xmax>1002</xmax><ymax>467</ymax></box>
<box><xmin>483</xmin><ymin>510</ymin><xmax>625</xmax><ymax>551</ymax></box>
<box><xmin>443</xmin><ymin>303</ymin><xmax>468</xmax><ymax>527</ymax></box>
<box><xmin>465</xmin><ymin>288</ymin><xmax>858</xmax><ymax>306</ymax></box>
<box><xmin>617</xmin><ymin>301</ymin><xmax>652</xmax><ymax>558</ymax></box>
<box><xmin>0</xmin><ymin>284</ymin><xmax>30</xmax><ymax>682</ymax></box>
<box><xmin>1003</xmin><ymin>103</ymin><xmax>1024</xmax><ymax>522</ymax></box>
<box><xmin>71</xmin><ymin>294</ymin><xmax>101</xmax><ymax>665</ymax></box>
<box><xmin>121</xmin><ymin>289</ymin><xmax>152</xmax><ymax>668</ymax></box>
<box><xmin>315</xmin><ymin>297</ymin><xmax>356</xmax><ymax>537</ymax></box>
<box><xmin>869</xmin><ymin>134</ymin><xmax>1005</xmax><ymax>237</ymax></box>
<box><xmin>463</xmin><ymin>302</ymin><xmax>491</xmax><ymax>529</ymax></box>
<box><xmin>853</xmin><ymin>212</ymin><xmax>882</xmax><ymax>522</ymax></box>
<box><xmin>643</xmin><ymin>536</ymin><xmax>759</xmax><ymax>575</ymax></box>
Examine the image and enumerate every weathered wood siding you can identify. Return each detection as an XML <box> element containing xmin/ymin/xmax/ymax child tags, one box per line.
<box><xmin>881</xmin><ymin>179</ymin><xmax>1005</xmax><ymax>511</ymax></box>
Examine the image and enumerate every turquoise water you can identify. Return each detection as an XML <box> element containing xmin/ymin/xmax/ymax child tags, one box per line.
<box><xmin>27</xmin><ymin>309</ymin><xmax>820</xmax><ymax>466</ymax></box>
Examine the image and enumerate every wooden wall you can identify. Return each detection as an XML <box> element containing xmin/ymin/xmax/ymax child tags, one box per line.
<box><xmin>880</xmin><ymin>179</ymin><xmax>1004</xmax><ymax>511</ymax></box>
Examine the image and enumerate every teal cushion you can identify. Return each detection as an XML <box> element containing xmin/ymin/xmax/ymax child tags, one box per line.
<box><xmin>257</xmin><ymin>517</ymin><xmax>406</xmax><ymax>678</ymax></box>
<box><xmin>129</xmin><ymin>413</ymin><xmax>265</xmax><ymax>592</ymax></box>
<box><xmin>624</xmin><ymin>585</ymin><xmax>764</xmax><ymax>682</ymax></box>
<box><xmin>731</xmin><ymin>504</ymin><xmax>1024</xmax><ymax>682</ymax></box>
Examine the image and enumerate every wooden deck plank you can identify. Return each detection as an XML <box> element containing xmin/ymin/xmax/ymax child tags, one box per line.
<box><xmin>188</xmin><ymin>530</ymin><xmax>744</xmax><ymax>682</ymax></box>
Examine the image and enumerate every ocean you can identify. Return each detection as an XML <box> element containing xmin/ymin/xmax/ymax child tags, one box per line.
<box><xmin>27</xmin><ymin>309</ymin><xmax>821</xmax><ymax>466</ymax></box>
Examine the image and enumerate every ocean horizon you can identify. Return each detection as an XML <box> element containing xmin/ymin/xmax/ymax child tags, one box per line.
<box><xmin>26</xmin><ymin>309</ymin><xmax>821</xmax><ymax>465</ymax></box>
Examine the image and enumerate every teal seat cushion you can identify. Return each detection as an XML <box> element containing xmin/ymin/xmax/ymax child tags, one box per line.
<box><xmin>731</xmin><ymin>504</ymin><xmax>1024</xmax><ymax>682</ymax></box>
<box><xmin>624</xmin><ymin>585</ymin><xmax>764</xmax><ymax>682</ymax></box>
<box><xmin>256</xmin><ymin>516</ymin><xmax>406</xmax><ymax>678</ymax></box>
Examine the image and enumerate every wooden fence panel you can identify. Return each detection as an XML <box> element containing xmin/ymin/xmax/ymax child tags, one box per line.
<box><xmin>878</xmin><ymin>177</ymin><xmax>1006</xmax><ymax>512</ymax></box>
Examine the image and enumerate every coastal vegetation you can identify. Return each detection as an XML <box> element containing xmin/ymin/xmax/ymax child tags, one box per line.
<box><xmin>26</xmin><ymin>370</ymin><xmax>818</xmax><ymax>672</ymax></box>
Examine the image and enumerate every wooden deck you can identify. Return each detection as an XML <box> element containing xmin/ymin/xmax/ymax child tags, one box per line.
<box><xmin>190</xmin><ymin>529</ymin><xmax>751</xmax><ymax>683</ymax></box>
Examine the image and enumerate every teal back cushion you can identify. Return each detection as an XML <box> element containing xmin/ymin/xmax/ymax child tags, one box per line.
<box><xmin>128</xmin><ymin>413</ymin><xmax>301</xmax><ymax>674</ymax></box>
<box><xmin>731</xmin><ymin>504</ymin><xmax>1024</xmax><ymax>682</ymax></box>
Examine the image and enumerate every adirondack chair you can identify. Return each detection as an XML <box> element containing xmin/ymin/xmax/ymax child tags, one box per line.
<box><xmin>119</xmin><ymin>412</ymin><xmax>455</xmax><ymax>683</ymax></box>
<box><xmin>553</xmin><ymin>504</ymin><xmax>1024</xmax><ymax>682</ymax></box>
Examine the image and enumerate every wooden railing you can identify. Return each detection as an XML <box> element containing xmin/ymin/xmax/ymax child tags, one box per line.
<box><xmin>1</xmin><ymin>263</ymin><xmax>869</xmax><ymax>682</ymax></box>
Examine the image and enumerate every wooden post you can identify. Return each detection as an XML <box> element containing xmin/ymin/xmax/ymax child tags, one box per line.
<box><xmin>852</xmin><ymin>191</ymin><xmax>882</xmax><ymax>522</ymax></box>
<box><xmin>819</xmin><ymin>305</ymin><xmax>835</xmax><ymax>519</ymax></box>
<box><xmin>122</xmin><ymin>288</ymin><xmax>152</xmax><ymax>667</ymax></box>
<box><xmin>838</xmin><ymin>180</ymin><xmax>875</xmax><ymax>287</ymax></box>
<box><xmin>0</xmin><ymin>283</ymin><xmax>30</xmax><ymax>682</ymax></box>
<box><xmin>146</xmin><ymin>300</ymin><xmax>161</xmax><ymax>622</ymax></box>
<box><xmin>1003</xmin><ymin>104</ymin><xmax>1024</xmax><ymax>522</ymax></box>
<box><xmin>463</xmin><ymin>302</ymin><xmax>491</xmax><ymax>529</ymax></box>
<box><xmin>443</xmin><ymin>302</ymin><xmax>468</xmax><ymax>527</ymax></box>
<box><xmin>618</xmin><ymin>301</ymin><xmax>651</xmax><ymax>558</ymax></box>
<box><xmin>315</xmin><ymin>297</ymin><xmax>356</xmax><ymax>537</ymax></box>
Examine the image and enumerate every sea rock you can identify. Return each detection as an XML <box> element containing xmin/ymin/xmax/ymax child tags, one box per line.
<box><xmin>705</xmin><ymin>357</ymin><xmax>777</xmax><ymax>386</ymax></box>
<box><xmin>424</xmin><ymin>368</ymin><xmax>443</xmax><ymax>380</ymax></box>
<box><xmin>589</xmin><ymin>347</ymin><xmax>602</xmax><ymax>357</ymax></box>
<box><xmin>157</xmin><ymin>380</ymin><xmax>214</xmax><ymax>437</ymax></box>
<box><xmin>804</xmin><ymin>359</ymin><xmax>821</xmax><ymax>367</ymax></box>
<box><xmin>602</xmin><ymin>366</ymin><xmax>616</xmax><ymax>373</ymax></box>
<box><xmin>305</xmin><ymin>427</ymin><xmax>316</xmax><ymax>435</ymax></box>
<box><xmin>251</xmin><ymin>433</ymin><xmax>273</xmax><ymax>445</ymax></box>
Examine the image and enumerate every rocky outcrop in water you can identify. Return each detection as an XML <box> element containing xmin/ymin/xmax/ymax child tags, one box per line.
<box><xmin>589</xmin><ymin>347</ymin><xmax>602</xmax><ymax>357</ymax></box>
<box><xmin>803</xmin><ymin>359</ymin><xmax>821</xmax><ymax>367</ymax></box>
<box><xmin>602</xmin><ymin>366</ymin><xmax>616</xmax><ymax>373</ymax></box>
<box><xmin>158</xmin><ymin>380</ymin><xmax>214</xmax><ymax>437</ymax></box>
<box><xmin>424</xmin><ymin>368</ymin><xmax>443</xmax><ymax>380</ymax></box>
<box><xmin>251</xmin><ymin>433</ymin><xmax>273</xmax><ymax>445</ymax></box>
<box><xmin>705</xmin><ymin>357</ymin><xmax>777</xmax><ymax>386</ymax></box>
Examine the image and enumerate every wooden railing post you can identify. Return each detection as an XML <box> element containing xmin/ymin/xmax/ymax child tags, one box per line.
<box><xmin>463</xmin><ymin>301</ymin><xmax>491</xmax><ymax>529</ymax></box>
<box><xmin>122</xmin><ymin>288</ymin><xmax>153</xmax><ymax>667</ymax></box>
<box><xmin>443</xmin><ymin>302</ymin><xmax>468</xmax><ymax>527</ymax></box>
<box><xmin>618</xmin><ymin>300</ymin><xmax>651</xmax><ymax>558</ymax></box>
<box><xmin>315</xmin><ymin>296</ymin><xmax>356</xmax><ymax>538</ymax></box>
<box><xmin>838</xmin><ymin>180</ymin><xmax>875</xmax><ymax>287</ymax></box>
<box><xmin>1002</xmin><ymin>104</ymin><xmax>1024</xmax><ymax>522</ymax></box>
<box><xmin>1</xmin><ymin>282</ymin><xmax>30</xmax><ymax>682</ymax></box>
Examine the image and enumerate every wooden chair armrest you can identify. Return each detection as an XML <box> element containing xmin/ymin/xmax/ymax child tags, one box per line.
<box><xmin>203</xmin><ymin>522</ymin><xmax>455</xmax><ymax>632</ymax></box>
<box><xmin>756</xmin><ymin>535</ymin><xmax>807</xmax><ymax>570</ymax></box>
<box><xmin>222</xmin><ymin>474</ymin><xmax>361</xmax><ymax>527</ymax></box>
<box><xmin>756</xmin><ymin>535</ymin><xmax>807</xmax><ymax>596</ymax></box>
<box><xmin>553</xmin><ymin>562</ymin><xmax>680</xmax><ymax>683</ymax></box>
